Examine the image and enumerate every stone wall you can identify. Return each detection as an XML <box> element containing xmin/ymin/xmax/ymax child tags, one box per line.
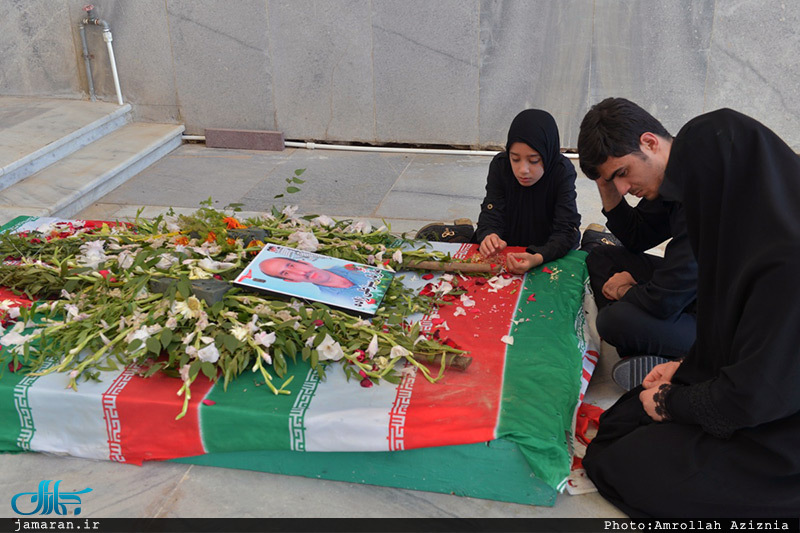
<box><xmin>2</xmin><ymin>0</ymin><xmax>798</xmax><ymax>149</ymax></box>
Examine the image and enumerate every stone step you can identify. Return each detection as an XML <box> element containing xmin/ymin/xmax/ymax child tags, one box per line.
<box><xmin>0</xmin><ymin>122</ymin><xmax>184</xmax><ymax>225</ymax></box>
<box><xmin>0</xmin><ymin>97</ymin><xmax>132</xmax><ymax>191</ymax></box>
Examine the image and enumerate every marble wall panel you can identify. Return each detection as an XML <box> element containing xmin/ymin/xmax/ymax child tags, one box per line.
<box><xmin>590</xmin><ymin>0</ymin><xmax>714</xmax><ymax>138</ymax></box>
<box><xmin>0</xmin><ymin>0</ymin><xmax>82</xmax><ymax>98</ymax></box>
<box><xmin>267</xmin><ymin>0</ymin><xmax>375</xmax><ymax>142</ymax></box>
<box><xmin>65</xmin><ymin>0</ymin><xmax>180</xmax><ymax>122</ymax></box>
<box><xmin>166</xmin><ymin>0</ymin><xmax>275</xmax><ymax>134</ymax></box>
<box><xmin>704</xmin><ymin>0</ymin><xmax>800</xmax><ymax>150</ymax></box>
<box><xmin>372</xmin><ymin>0</ymin><xmax>480</xmax><ymax>145</ymax></box>
<box><xmin>478</xmin><ymin>0</ymin><xmax>592</xmax><ymax>149</ymax></box>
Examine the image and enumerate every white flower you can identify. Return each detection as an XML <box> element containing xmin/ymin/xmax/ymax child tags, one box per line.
<box><xmin>260</xmin><ymin>351</ymin><xmax>273</xmax><ymax>365</ymax></box>
<box><xmin>435</xmin><ymin>281</ymin><xmax>454</xmax><ymax>295</ymax></box>
<box><xmin>392</xmin><ymin>250</ymin><xmax>403</xmax><ymax>263</ymax></box>
<box><xmin>198</xmin><ymin>257</ymin><xmax>236</xmax><ymax>271</ymax></box>
<box><xmin>275</xmin><ymin>310</ymin><xmax>294</xmax><ymax>322</ymax></box>
<box><xmin>287</xmin><ymin>231</ymin><xmax>319</xmax><ymax>252</ymax></box>
<box><xmin>312</xmin><ymin>215</ymin><xmax>336</xmax><ymax>228</ymax></box>
<box><xmin>344</xmin><ymin>220</ymin><xmax>372</xmax><ymax>234</ymax></box>
<box><xmin>162</xmin><ymin>216</ymin><xmax>180</xmax><ymax>232</ymax></box>
<box><xmin>367</xmin><ymin>334</ymin><xmax>379</xmax><ymax>357</ymax></box>
<box><xmin>173</xmin><ymin>296</ymin><xmax>204</xmax><ymax>320</ymax></box>
<box><xmin>0</xmin><ymin>330</ymin><xmax>36</xmax><ymax>347</ymax></box>
<box><xmin>179</xmin><ymin>364</ymin><xmax>191</xmax><ymax>383</ymax></box>
<box><xmin>353</xmin><ymin>318</ymin><xmax>371</xmax><ymax>328</ymax></box>
<box><xmin>254</xmin><ymin>331</ymin><xmax>276</xmax><ymax>348</ymax></box>
<box><xmin>126</xmin><ymin>326</ymin><xmax>152</xmax><ymax>345</ymax></box>
<box><xmin>390</xmin><ymin>345</ymin><xmax>412</xmax><ymax>358</ymax></box>
<box><xmin>413</xmin><ymin>334</ymin><xmax>427</xmax><ymax>346</ymax></box>
<box><xmin>0</xmin><ymin>300</ymin><xmax>21</xmax><ymax>319</ymax></box>
<box><xmin>77</xmin><ymin>240</ymin><xmax>107</xmax><ymax>269</ymax></box>
<box><xmin>116</xmin><ymin>250</ymin><xmax>135</xmax><ymax>270</ymax></box>
<box><xmin>281</xmin><ymin>205</ymin><xmax>299</xmax><ymax>219</ymax></box>
<box><xmin>317</xmin><ymin>334</ymin><xmax>344</xmax><ymax>361</ymax></box>
<box><xmin>165</xmin><ymin>316</ymin><xmax>178</xmax><ymax>329</ymax></box>
<box><xmin>156</xmin><ymin>254</ymin><xmax>178</xmax><ymax>270</ymax></box>
<box><xmin>197</xmin><ymin>343</ymin><xmax>220</xmax><ymax>363</ymax></box>
<box><xmin>454</xmin><ymin>307</ymin><xmax>466</xmax><ymax>317</ymax></box>
<box><xmin>487</xmin><ymin>275</ymin><xmax>515</xmax><ymax>293</ymax></box>
<box><xmin>460</xmin><ymin>294</ymin><xmax>475</xmax><ymax>307</ymax></box>
<box><xmin>501</xmin><ymin>335</ymin><xmax>514</xmax><ymax>345</ymax></box>
<box><xmin>230</xmin><ymin>324</ymin><xmax>251</xmax><ymax>342</ymax></box>
<box><xmin>305</xmin><ymin>336</ymin><xmax>316</xmax><ymax>348</ymax></box>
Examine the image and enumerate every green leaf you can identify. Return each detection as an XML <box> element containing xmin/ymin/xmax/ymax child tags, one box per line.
<box><xmin>310</xmin><ymin>349</ymin><xmax>319</xmax><ymax>368</ymax></box>
<box><xmin>274</xmin><ymin>193</ymin><xmax>285</xmax><ymax>199</ymax></box>
<box><xmin>128</xmin><ymin>339</ymin><xmax>143</xmax><ymax>353</ymax></box>
<box><xmin>201</xmin><ymin>362</ymin><xmax>216</xmax><ymax>380</ymax></box>
<box><xmin>291</xmin><ymin>177</ymin><xmax>306</xmax><ymax>184</ymax></box>
<box><xmin>294</xmin><ymin>168</ymin><xmax>306</xmax><ymax>176</ymax></box>
<box><xmin>221</xmin><ymin>334</ymin><xmax>240</xmax><ymax>352</ymax></box>
<box><xmin>301</xmin><ymin>346</ymin><xmax>311</xmax><ymax>362</ymax></box>
<box><xmin>177</xmin><ymin>278</ymin><xmax>192</xmax><ymax>299</ymax></box>
<box><xmin>285</xmin><ymin>187</ymin><xmax>300</xmax><ymax>194</ymax></box>
<box><xmin>146</xmin><ymin>337</ymin><xmax>162</xmax><ymax>355</ymax></box>
<box><xmin>160</xmin><ymin>329</ymin><xmax>173</xmax><ymax>349</ymax></box>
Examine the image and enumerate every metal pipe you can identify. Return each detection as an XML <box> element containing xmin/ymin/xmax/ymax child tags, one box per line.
<box><xmin>80</xmin><ymin>4</ymin><xmax>124</xmax><ymax>105</ymax></box>
<box><xmin>78</xmin><ymin>23</ymin><xmax>96</xmax><ymax>101</ymax></box>
<box><xmin>180</xmin><ymin>135</ymin><xmax>580</xmax><ymax>159</ymax></box>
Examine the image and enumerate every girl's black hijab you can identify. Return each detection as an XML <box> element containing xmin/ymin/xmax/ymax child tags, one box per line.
<box><xmin>499</xmin><ymin>109</ymin><xmax>577</xmax><ymax>247</ymax></box>
<box><xmin>660</xmin><ymin>109</ymin><xmax>800</xmax><ymax>430</ymax></box>
<box><xmin>505</xmin><ymin>109</ymin><xmax>564</xmax><ymax>176</ymax></box>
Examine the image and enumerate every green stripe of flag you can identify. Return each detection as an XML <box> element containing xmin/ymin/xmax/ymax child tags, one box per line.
<box><xmin>495</xmin><ymin>250</ymin><xmax>588</xmax><ymax>489</ymax></box>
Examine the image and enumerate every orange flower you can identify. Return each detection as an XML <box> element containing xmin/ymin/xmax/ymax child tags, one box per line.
<box><xmin>247</xmin><ymin>240</ymin><xmax>264</xmax><ymax>255</ymax></box>
<box><xmin>175</xmin><ymin>236</ymin><xmax>189</xmax><ymax>245</ymax></box>
<box><xmin>223</xmin><ymin>217</ymin><xmax>246</xmax><ymax>229</ymax></box>
<box><xmin>206</xmin><ymin>231</ymin><xmax>217</xmax><ymax>243</ymax></box>
<box><xmin>226</xmin><ymin>238</ymin><xmax>236</xmax><ymax>246</ymax></box>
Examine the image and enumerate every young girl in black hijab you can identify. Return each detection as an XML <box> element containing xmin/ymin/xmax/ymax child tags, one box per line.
<box><xmin>475</xmin><ymin>109</ymin><xmax>581</xmax><ymax>274</ymax></box>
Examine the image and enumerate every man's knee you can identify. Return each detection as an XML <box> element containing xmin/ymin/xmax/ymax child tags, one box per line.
<box><xmin>596</xmin><ymin>303</ymin><xmax>634</xmax><ymax>346</ymax></box>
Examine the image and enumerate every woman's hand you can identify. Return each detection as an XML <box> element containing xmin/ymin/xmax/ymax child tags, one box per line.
<box><xmin>479</xmin><ymin>233</ymin><xmax>507</xmax><ymax>257</ymax></box>
<box><xmin>642</xmin><ymin>361</ymin><xmax>682</xmax><ymax>390</ymax></box>
<box><xmin>506</xmin><ymin>252</ymin><xmax>543</xmax><ymax>275</ymax></box>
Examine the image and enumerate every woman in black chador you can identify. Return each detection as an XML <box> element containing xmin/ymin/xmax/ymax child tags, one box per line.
<box><xmin>475</xmin><ymin>109</ymin><xmax>580</xmax><ymax>274</ymax></box>
<box><xmin>580</xmin><ymin>101</ymin><xmax>800</xmax><ymax>517</ymax></box>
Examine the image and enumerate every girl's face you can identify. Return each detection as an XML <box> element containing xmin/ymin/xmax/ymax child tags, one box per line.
<box><xmin>508</xmin><ymin>142</ymin><xmax>544</xmax><ymax>187</ymax></box>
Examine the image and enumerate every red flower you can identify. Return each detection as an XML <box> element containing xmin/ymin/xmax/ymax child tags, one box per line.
<box><xmin>313</xmin><ymin>319</ymin><xmax>324</xmax><ymax>327</ymax></box>
<box><xmin>98</xmin><ymin>270</ymin><xmax>118</xmax><ymax>283</ymax></box>
<box><xmin>474</xmin><ymin>278</ymin><xmax>487</xmax><ymax>286</ymax></box>
<box><xmin>527</xmin><ymin>293</ymin><xmax>536</xmax><ymax>302</ymax></box>
<box><xmin>344</xmin><ymin>264</ymin><xmax>357</xmax><ymax>270</ymax></box>
<box><xmin>358</xmin><ymin>369</ymin><xmax>368</xmax><ymax>379</ymax></box>
<box><xmin>542</xmin><ymin>267</ymin><xmax>554</xmax><ymax>274</ymax></box>
<box><xmin>202</xmin><ymin>399</ymin><xmax>216</xmax><ymax>406</ymax></box>
<box><xmin>360</xmin><ymin>377</ymin><xmax>373</xmax><ymax>388</ymax></box>
<box><xmin>9</xmin><ymin>361</ymin><xmax>22</xmax><ymax>373</ymax></box>
<box><xmin>421</xmin><ymin>273</ymin><xmax>434</xmax><ymax>280</ymax></box>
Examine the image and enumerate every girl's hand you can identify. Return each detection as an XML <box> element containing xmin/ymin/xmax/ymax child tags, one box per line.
<box><xmin>506</xmin><ymin>252</ymin><xmax>543</xmax><ymax>275</ymax></box>
<box><xmin>480</xmin><ymin>233</ymin><xmax>507</xmax><ymax>257</ymax></box>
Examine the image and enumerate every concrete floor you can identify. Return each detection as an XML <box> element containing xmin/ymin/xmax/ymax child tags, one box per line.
<box><xmin>1</xmin><ymin>142</ymin><xmax>629</xmax><ymax>519</ymax></box>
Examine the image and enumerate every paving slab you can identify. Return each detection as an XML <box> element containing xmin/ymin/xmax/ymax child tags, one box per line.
<box><xmin>239</xmin><ymin>150</ymin><xmax>414</xmax><ymax>216</ymax></box>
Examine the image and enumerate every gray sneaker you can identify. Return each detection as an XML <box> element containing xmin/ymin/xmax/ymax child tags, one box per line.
<box><xmin>611</xmin><ymin>355</ymin><xmax>669</xmax><ymax>391</ymax></box>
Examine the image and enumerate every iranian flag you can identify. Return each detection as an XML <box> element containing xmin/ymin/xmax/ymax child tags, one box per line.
<box><xmin>0</xmin><ymin>232</ymin><xmax>596</xmax><ymax>492</ymax></box>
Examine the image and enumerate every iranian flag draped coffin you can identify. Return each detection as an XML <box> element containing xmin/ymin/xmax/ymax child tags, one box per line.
<box><xmin>0</xmin><ymin>242</ymin><xmax>596</xmax><ymax>492</ymax></box>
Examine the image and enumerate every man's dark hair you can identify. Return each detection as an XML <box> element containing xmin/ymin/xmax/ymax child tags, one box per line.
<box><xmin>577</xmin><ymin>98</ymin><xmax>672</xmax><ymax>180</ymax></box>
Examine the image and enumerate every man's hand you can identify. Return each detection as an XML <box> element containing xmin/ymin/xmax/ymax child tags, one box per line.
<box><xmin>602</xmin><ymin>271</ymin><xmax>636</xmax><ymax>301</ymax></box>
<box><xmin>479</xmin><ymin>233</ymin><xmax>507</xmax><ymax>257</ymax></box>
<box><xmin>596</xmin><ymin>176</ymin><xmax>623</xmax><ymax>212</ymax></box>
<box><xmin>506</xmin><ymin>252</ymin><xmax>543</xmax><ymax>275</ymax></box>
<box><xmin>642</xmin><ymin>361</ymin><xmax>681</xmax><ymax>390</ymax></box>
